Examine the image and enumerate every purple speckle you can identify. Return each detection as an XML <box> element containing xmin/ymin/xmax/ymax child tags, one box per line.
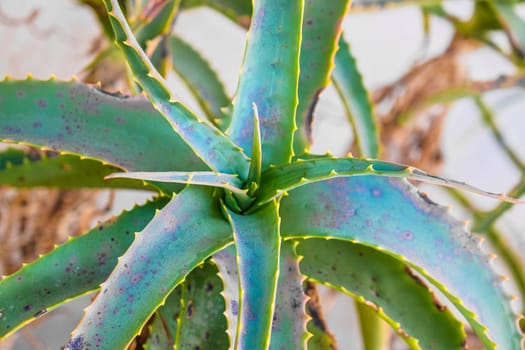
<box><xmin>400</xmin><ymin>231</ymin><xmax>414</xmax><ymax>241</ymax></box>
<box><xmin>33</xmin><ymin>121</ymin><xmax>42</xmax><ymax>128</ymax></box>
<box><xmin>16</xmin><ymin>90</ymin><xmax>24</xmax><ymax>98</ymax></box>
<box><xmin>37</xmin><ymin>99</ymin><xmax>47</xmax><ymax>107</ymax></box>
<box><xmin>231</xmin><ymin>300</ymin><xmax>239</xmax><ymax>316</ymax></box>
<box><xmin>371</xmin><ymin>188</ymin><xmax>382</xmax><ymax>198</ymax></box>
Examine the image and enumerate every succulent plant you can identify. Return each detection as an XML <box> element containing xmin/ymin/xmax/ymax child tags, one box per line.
<box><xmin>0</xmin><ymin>0</ymin><xmax>524</xmax><ymax>349</ymax></box>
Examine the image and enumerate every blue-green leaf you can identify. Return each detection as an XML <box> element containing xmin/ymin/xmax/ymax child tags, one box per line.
<box><xmin>280</xmin><ymin>176</ymin><xmax>523</xmax><ymax>349</ymax></box>
<box><xmin>103</xmin><ymin>0</ymin><xmax>250</xmax><ymax>178</ymax></box>
<box><xmin>66</xmin><ymin>186</ymin><xmax>232</xmax><ymax>349</ymax></box>
<box><xmin>167</xmin><ymin>35</ymin><xmax>231</xmax><ymax>130</ymax></box>
<box><xmin>0</xmin><ymin>197</ymin><xmax>168</xmax><ymax>338</ymax></box>
<box><xmin>269</xmin><ymin>241</ymin><xmax>307</xmax><ymax>349</ymax></box>
<box><xmin>228</xmin><ymin>0</ymin><xmax>303</xmax><ymax>168</ymax></box>
<box><xmin>222</xmin><ymin>201</ymin><xmax>281</xmax><ymax>349</ymax></box>
<box><xmin>251</xmin><ymin>155</ymin><xmax>520</xmax><ymax>211</ymax></box>
<box><xmin>332</xmin><ymin>36</ymin><xmax>379</xmax><ymax>158</ymax></box>
<box><xmin>294</xmin><ymin>0</ymin><xmax>352</xmax><ymax>153</ymax></box>
<box><xmin>0</xmin><ymin>79</ymin><xmax>206</xmax><ymax>173</ymax></box>
<box><xmin>297</xmin><ymin>238</ymin><xmax>466</xmax><ymax>349</ymax></box>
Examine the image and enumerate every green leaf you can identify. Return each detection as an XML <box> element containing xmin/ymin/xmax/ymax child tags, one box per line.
<box><xmin>294</xmin><ymin>0</ymin><xmax>352</xmax><ymax>154</ymax></box>
<box><xmin>355</xmin><ymin>302</ymin><xmax>391</xmax><ymax>350</ymax></box>
<box><xmin>492</xmin><ymin>3</ymin><xmax>525</xmax><ymax>58</ymax></box>
<box><xmin>175</xmin><ymin>260</ymin><xmax>229</xmax><ymax>350</ymax></box>
<box><xmin>222</xmin><ymin>201</ymin><xmax>281</xmax><ymax>350</ymax></box>
<box><xmin>280</xmin><ymin>176</ymin><xmax>523</xmax><ymax>349</ymax></box>
<box><xmin>167</xmin><ymin>35</ymin><xmax>231</xmax><ymax>130</ymax></box>
<box><xmin>134</xmin><ymin>0</ymin><xmax>181</xmax><ymax>46</ymax></box>
<box><xmin>332</xmin><ymin>36</ymin><xmax>379</xmax><ymax>158</ymax></box>
<box><xmin>0</xmin><ymin>79</ymin><xmax>206</xmax><ymax>172</ymax></box>
<box><xmin>66</xmin><ymin>186</ymin><xmax>232</xmax><ymax>349</ymax></box>
<box><xmin>0</xmin><ymin>148</ymin><xmax>150</xmax><ymax>190</ymax></box>
<box><xmin>269</xmin><ymin>241</ymin><xmax>307</xmax><ymax>350</ymax></box>
<box><xmin>103</xmin><ymin>0</ymin><xmax>250</xmax><ymax>178</ymax></box>
<box><xmin>144</xmin><ymin>287</ymin><xmax>182</xmax><ymax>350</ymax></box>
<box><xmin>251</xmin><ymin>155</ymin><xmax>520</xmax><ymax>212</ymax></box>
<box><xmin>0</xmin><ymin>197</ymin><xmax>168</xmax><ymax>338</ymax></box>
<box><xmin>228</xmin><ymin>0</ymin><xmax>303</xmax><ymax>168</ymax></box>
<box><xmin>297</xmin><ymin>238</ymin><xmax>466</xmax><ymax>349</ymax></box>
<box><xmin>181</xmin><ymin>0</ymin><xmax>252</xmax><ymax>28</ymax></box>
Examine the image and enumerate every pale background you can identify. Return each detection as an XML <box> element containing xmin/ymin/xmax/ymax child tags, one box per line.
<box><xmin>0</xmin><ymin>1</ymin><xmax>524</xmax><ymax>349</ymax></box>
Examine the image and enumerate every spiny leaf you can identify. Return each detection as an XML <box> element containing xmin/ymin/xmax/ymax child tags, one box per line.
<box><xmin>247</xmin><ymin>103</ymin><xmax>262</xmax><ymax>196</ymax></box>
<box><xmin>0</xmin><ymin>197</ymin><xmax>168</xmax><ymax>338</ymax></box>
<box><xmin>251</xmin><ymin>155</ymin><xmax>522</xmax><ymax>211</ymax></box>
<box><xmin>294</xmin><ymin>0</ymin><xmax>352</xmax><ymax>154</ymax></box>
<box><xmin>65</xmin><ymin>186</ymin><xmax>232</xmax><ymax>349</ymax></box>
<box><xmin>0</xmin><ymin>148</ymin><xmax>150</xmax><ymax>190</ymax></box>
<box><xmin>227</xmin><ymin>0</ymin><xmax>303</xmax><ymax>168</ymax></box>
<box><xmin>103</xmin><ymin>0</ymin><xmax>250</xmax><ymax>178</ymax></box>
<box><xmin>297</xmin><ymin>238</ymin><xmax>466</xmax><ymax>350</ymax></box>
<box><xmin>212</xmin><ymin>245</ymin><xmax>240</xmax><ymax>346</ymax></box>
<box><xmin>280</xmin><ymin>176</ymin><xmax>523</xmax><ymax>349</ymax></box>
<box><xmin>0</xmin><ymin>79</ymin><xmax>206</xmax><ymax>173</ymax></box>
<box><xmin>167</xmin><ymin>35</ymin><xmax>231</xmax><ymax>130</ymax></box>
<box><xmin>106</xmin><ymin>170</ymin><xmax>246</xmax><ymax>196</ymax></box>
<box><xmin>222</xmin><ymin>201</ymin><xmax>281</xmax><ymax>350</ymax></box>
<box><xmin>269</xmin><ymin>241</ymin><xmax>308</xmax><ymax>349</ymax></box>
<box><xmin>175</xmin><ymin>260</ymin><xmax>229</xmax><ymax>350</ymax></box>
<box><xmin>332</xmin><ymin>36</ymin><xmax>380</xmax><ymax>158</ymax></box>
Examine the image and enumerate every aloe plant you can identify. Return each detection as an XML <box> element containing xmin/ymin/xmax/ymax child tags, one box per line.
<box><xmin>0</xmin><ymin>1</ymin><xmax>524</xmax><ymax>349</ymax></box>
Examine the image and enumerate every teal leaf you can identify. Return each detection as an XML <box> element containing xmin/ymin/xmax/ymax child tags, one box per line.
<box><xmin>0</xmin><ymin>197</ymin><xmax>168</xmax><ymax>338</ymax></box>
<box><xmin>269</xmin><ymin>241</ymin><xmax>307</xmax><ymax>349</ymax></box>
<box><xmin>167</xmin><ymin>35</ymin><xmax>231</xmax><ymax>130</ymax></box>
<box><xmin>247</xmin><ymin>103</ymin><xmax>262</xmax><ymax>196</ymax></box>
<box><xmin>252</xmin><ymin>155</ymin><xmax>520</xmax><ymax>212</ymax></box>
<box><xmin>222</xmin><ymin>201</ymin><xmax>281</xmax><ymax>349</ymax></box>
<box><xmin>66</xmin><ymin>186</ymin><xmax>232</xmax><ymax>349</ymax></box>
<box><xmin>332</xmin><ymin>36</ymin><xmax>379</xmax><ymax>158</ymax></box>
<box><xmin>106</xmin><ymin>170</ymin><xmax>246</xmax><ymax>195</ymax></box>
<box><xmin>0</xmin><ymin>79</ymin><xmax>206</xmax><ymax>172</ymax></box>
<box><xmin>228</xmin><ymin>0</ymin><xmax>303</xmax><ymax>168</ymax></box>
<box><xmin>103</xmin><ymin>0</ymin><xmax>250</xmax><ymax>178</ymax></box>
<box><xmin>294</xmin><ymin>0</ymin><xmax>352</xmax><ymax>154</ymax></box>
<box><xmin>297</xmin><ymin>238</ymin><xmax>466</xmax><ymax>349</ymax></box>
<box><xmin>213</xmin><ymin>245</ymin><xmax>240</xmax><ymax>346</ymax></box>
<box><xmin>280</xmin><ymin>177</ymin><xmax>523</xmax><ymax>349</ymax></box>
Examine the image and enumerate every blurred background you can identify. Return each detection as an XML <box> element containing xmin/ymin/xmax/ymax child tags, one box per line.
<box><xmin>0</xmin><ymin>0</ymin><xmax>524</xmax><ymax>349</ymax></box>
